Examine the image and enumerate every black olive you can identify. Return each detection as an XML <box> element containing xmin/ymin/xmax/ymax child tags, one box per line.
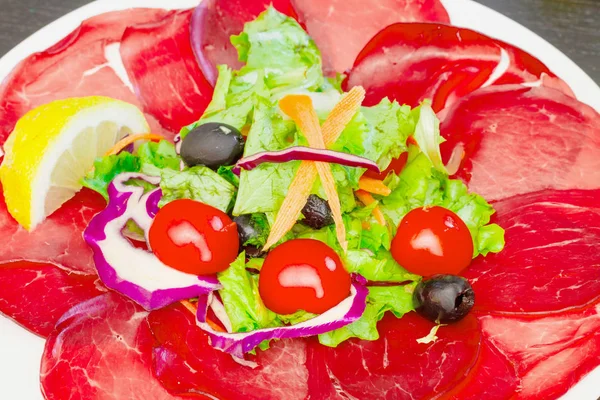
<box><xmin>233</xmin><ymin>215</ymin><xmax>266</xmax><ymax>258</ymax></box>
<box><xmin>181</xmin><ymin>122</ymin><xmax>244</xmax><ymax>170</ymax></box>
<box><xmin>413</xmin><ymin>275</ymin><xmax>474</xmax><ymax>324</ymax></box>
<box><xmin>301</xmin><ymin>195</ymin><xmax>334</xmax><ymax>229</ymax></box>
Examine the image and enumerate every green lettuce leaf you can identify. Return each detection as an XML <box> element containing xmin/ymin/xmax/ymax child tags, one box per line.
<box><xmin>344</xmin><ymin>249</ymin><xmax>419</xmax><ymax>283</ymax></box>
<box><xmin>218</xmin><ymin>253</ymin><xmax>279</xmax><ymax>332</ymax></box>
<box><xmin>380</xmin><ymin>152</ymin><xmax>505</xmax><ymax>257</ymax></box>
<box><xmin>137</xmin><ymin>141</ymin><xmax>180</xmax><ymax>176</ymax></box>
<box><xmin>319</xmin><ymin>284</ymin><xmax>417</xmax><ymax>347</ymax></box>
<box><xmin>81</xmin><ymin>152</ymin><xmax>140</xmax><ymax>200</ymax></box>
<box><xmin>159</xmin><ymin>166</ymin><xmax>235</xmax><ymax>212</ymax></box>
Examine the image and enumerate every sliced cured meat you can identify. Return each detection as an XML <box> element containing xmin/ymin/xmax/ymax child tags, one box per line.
<box><xmin>0</xmin><ymin>187</ymin><xmax>106</xmax><ymax>275</ymax></box>
<box><xmin>464</xmin><ymin>189</ymin><xmax>600</xmax><ymax>313</ymax></box>
<box><xmin>478</xmin><ymin>302</ymin><xmax>600</xmax><ymax>400</ymax></box>
<box><xmin>121</xmin><ymin>10</ymin><xmax>214</xmax><ymax>133</ymax></box>
<box><xmin>0</xmin><ymin>9</ymin><xmax>173</xmax><ymax>145</ymax></box>
<box><xmin>439</xmin><ymin>337</ymin><xmax>519</xmax><ymax>400</ymax></box>
<box><xmin>318</xmin><ymin>312</ymin><xmax>481</xmax><ymax>399</ymax></box>
<box><xmin>345</xmin><ymin>23</ymin><xmax>562</xmax><ymax>111</ymax></box>
<box><xmin>40</xmin><ymin>293</ymin><xmax>181</xmax><ymax>400</ymax></box>
<box><xmin>292</xmin><ymin>0</ymin><xmax>450</xmax><ymax>74</ymax></box>
<box><xmin>0</xmin><ymin>261</ymin><xmax>103</xmax><ymax>337</ymax></box>
<box><xmin>149</xmin><ymin>303</ymin><xmax>310</xmax><ymax>400</ymax></box>
<box><xmin>440</xmin><ymin>85</ymin><xmax>600</xmax><ymax>201</ymax></box>
<box><xmin>190</xmin><ymin>0</ymin><xmax>296</xmax><ymax>85</ymax></box>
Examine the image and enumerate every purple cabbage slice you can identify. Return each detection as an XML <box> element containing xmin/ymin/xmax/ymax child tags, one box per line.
<box><xmin>196</xmin><ymin>275</ymin><xmax>369</xmax><ymax>357</ymax></box>
<box><xmin>84</xmin><ymin>173</ymin><xmax>221</xmax><ymax>311</ymax></box>
<box><xmin>232</xmin><ymin>146</ymin><xmax>381</xmax><ymax>175</ymax></box>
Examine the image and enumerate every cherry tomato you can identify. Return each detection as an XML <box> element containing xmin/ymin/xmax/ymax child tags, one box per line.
<box><xmin>258</xmin><ymin>239</ymin><xmax>351</xmax><ymax>315</ymax></box>
<box><xmin>364</xmin><ymin>152</ymin><xmax>408</xmax><ymax>180</ymax></box>
<box><xmin>149</xmin><ymin>199</ymin><xmax>239</xmax><ymax>275</ymax></box>
<box><xmin>390</xmin><ymin>206</ymin><xmax>473</xmax><ymax>276</ymax></box>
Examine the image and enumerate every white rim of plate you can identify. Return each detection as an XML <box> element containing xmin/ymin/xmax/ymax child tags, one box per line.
<box><xmin>0</xmin><ymin>1</ymin><xmax>598</xmax><ymax>400</ymax></box>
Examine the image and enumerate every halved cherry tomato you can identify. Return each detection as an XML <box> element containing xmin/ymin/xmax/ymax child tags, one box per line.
<box><xmin>391</xmin><ymin>206</ymin><xmax>473</xmax><ymax>276</ymax></box>
<box><xmin>258</xmin><ymin>239</ymin><xmax>351</xmax><ymax>315</ymax></box>
<box><xmin>363</xmin><ymin>152</ymin><xmax>409</xmax><ymax>180</ymax></box>
<box><xmin>149</xmin><ymin>199</ymin><xmax>239</xmax><ymax>275</ymax></box>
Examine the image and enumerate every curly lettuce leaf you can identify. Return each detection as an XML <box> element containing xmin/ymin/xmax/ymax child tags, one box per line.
<box><xmin>81</xmin><ymin>152</ymin><xmax>140</xmax><ymax>200</ymax></box>
<box><xmin>137</xmin><ymin>141</ymin><xmax>180</xmax><ymax>176</ymax></box>
<box><xmin>218</xmin><ymin>253</ymin><xmax>279</xmax><ymax>332</ymax></box>
<box><xmin>319</xmin><ymin>284</ymin><xmax>417</xmax><ymax>347</ymax></box>
<box><xmin>159</xmin><ymin>166</ymin><xmax>235</xmax><ymax>212</ymax></box>
<box><xmin>380</xmin><ymin>152</ymin><xmax>505</xmax><ymax>257</ymax></box>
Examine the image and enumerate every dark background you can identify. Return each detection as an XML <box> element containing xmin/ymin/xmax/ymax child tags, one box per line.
<box><xmin>0</xmin><ymin>0</ymin><xmax>598</xmax><ymax>83</ymax></box>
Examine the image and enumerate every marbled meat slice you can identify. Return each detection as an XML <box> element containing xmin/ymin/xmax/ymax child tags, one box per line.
<box><xmin>120</xmin><ymin>9</ymin><xmax>215</xmax><ymax>133</ymax></box>
<box><xmin>440</xmin><ymin>85</ymin><xmax>600</xmax><ymax>201</ymax></box>
<box><xmin>464</xmin><ymin>189</ymin><xmax>600</xmax><ymax>314</ymax></box>
<box><xmin>40</xmin><ymin>293</ymin><xmax>183</xmax><ymax>400</ymax></box>
<box><xmin>317</xmin><ymin>312</ymin><xmax>481</xmax><ymax>400</ymax></box>
<box><xmin>292</xmin><ymin>0</ymin><xmax>450</xmax><ymax>74</ymax></box>
<box><xmin>0</xmin><ymin>9</ymin><xmax>173</xmax><ymax>145</ymax></box>
<box><xmin>190</xmin><ymin>0</ymin><xmax>296</xmax><ymax>85</ymax></box>
<box><xmin>0</xmin><ymin>261</ymin><xmax>103</xmax><ymax>337</ymax></box>
<box><xmin>345</xmin><ymin>23</ymin><xmax>564</xmax><ymax>111</ymax></box>
<box><xmin>0</xmin><ymin>187</ymin><xmax>106</xmax><ymax>275</ymax></box>
<box><xmin>149</xmin><ymin>303</ymin><xmax>310</xmax><ymax>400</ymax></box>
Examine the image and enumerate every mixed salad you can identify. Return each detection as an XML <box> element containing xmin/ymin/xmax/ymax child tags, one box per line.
<box><xmin>1</xmin><ymin>8</ymin><xmax>505</xmax><ymax>357</ymax></box>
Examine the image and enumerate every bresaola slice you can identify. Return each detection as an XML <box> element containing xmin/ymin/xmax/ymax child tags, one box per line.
<box><xmin>121</xmin><ymin>10</ymin><xmax>214</xmax><ymax>133</ymax></box>
<box><xmin>149</xmin><ymin>303</ymin><xmax>311</xmax><ymax>400</ymax></box>
<box><xmin>464</xmin><ymin>189</ymin><xmax>600</xmax><ymax>314</ymax></box>
<box><xmin>345</xmin><ymin>23</ymin><xmax>563</xmax><ymax>111</ymax></box>
<box><xmin>0</xmin><ymin>261</ymin><xmax>104</xmax><ymax>337</ymax></box>
<box><xmin>190</xmin><ymin>0</ymin><xmax>296</xmax><ymax>85</ymax></box>
<box><xmin>318</xmin><ymin>312</ymin><xmax>482</xmax><ymax>400</ymax></box>
<box><xmin>292</xmin><ymin>0</ymin><xmax>450</xmax><ymax>74</ymax></box>
<box><xmin>440</xmin><ymin>85</ymin><xmax>600</xmax><ymax>201</ymax></box>
<box><xmin>0</xmin><ymin>9</ymin><xmax>173</xmax><ymax>144</ymax></box>
<box><xmin>0</xmin><ymin>187</ymin><xmax>106</xmax><ymax>275</ymax></box>
<box><xmin>40</xmin><ymin>293</ymin><xmax>182</xmax><ymax>400</ymax></box>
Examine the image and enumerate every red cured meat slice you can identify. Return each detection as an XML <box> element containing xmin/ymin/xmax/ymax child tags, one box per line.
<box><xmin>40</xmin><ymin>293</ymin><xmax>182</xmax><ymax>400</ymax></box>
<box><xmin>318</xmin><ymin>312</ymin><xmax>481</xmax><ymax>400</ymax></box>
<box><xmin>292</xmin><ymin>0</ymin><xmax>450</xmax><ymax>74</ymax></box>
<box><xmin>478</xmin><ymin>302</ymin><xmax>600</xmax><ymax>400</ymax></box>
<box><xmin>440</xmin><ymin>85</ymin><xmax>600</xmax><ymax>201</ymax></box>
<box><xmin>0</xmin><ymin>9</ymin><xmax>173</xmax><ymax>145</ymax></box>
<box><xmin>439</xmin><ymin>337</ymin><xmax>519</xmax><ymax>400</ymax></box>
<box><xmin>345</xmin><ymin>23</ymin><xmax>563</xmax><ymax>111</ymax></box>
<box><xmin>190</xmin><ymin>0</ymin><xmax>296</xmax><ymax>85</ymax></box>
<box><xmin>120</xmin><ymin>10</ymin><xmax>215</xmax><ymax>133</ymax></box>
<box><xmin>464</xmin><ymin>189</ymin><xmax>600</xmax><ymax>314</ymax></box>
<box><xmin>149</xmin><ymin>303</ymin><xmax>311</xmax><ymax>400</ymax></box>
<box><xmin>0</xmin><ymin>187</ymin><xmax>106</xmax><ymax>275</ymax></box>
<box><xmin>0</xmin><ymin>261</ymin><xmax>103</xmax><ymax>337</ymax></box>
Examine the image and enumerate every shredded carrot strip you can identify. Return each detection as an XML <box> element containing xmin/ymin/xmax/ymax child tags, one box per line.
<box><xmin>278</xmin><ymin>95</ymin><xmax>347</xmax><ymax>250</ymax></box>
<box><xmin>264</xmin><ymin>88</ymin><xmax>366</xmax><ymax>251</ymax></box>
<box><xmin>361</xmin><ymin>220</ymin><xmax>371</xmax><ymax>230</ymax></box>
<box><xmin>358</xmin><ymin>176</ymin><xmax>392</xmax><ymax>196</ymax></box>
<box><xmin>321</xmin><ymin>86</ymin><xmax>366</xmax><ymax>144</ymax></box>
<box><xmin>180</xmin><ymin>300</ymin><xmax>226</xmax><ymax>333</ymax></box>
<box><xmin>105</xmin><ymin>133</ymin><xmax>164</xmax><ymax>156</ymax></box>
<box><xmin>263</xmin><ymin>161</ymin><xmax>317</xmax><ymax>250</ymax></box>
<box><xmin>355</xmin><ymin>190</ymin><xmax>386</xmax><ymax>226</ymax></box>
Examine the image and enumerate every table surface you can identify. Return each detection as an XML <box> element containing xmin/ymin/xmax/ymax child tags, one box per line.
<box><xmin>0</xmin><ymin>0</ymin><xmax>598</xmax><ymax>83</ymax></box>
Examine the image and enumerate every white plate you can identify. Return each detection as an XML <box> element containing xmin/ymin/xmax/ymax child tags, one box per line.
<box><xmin>0</xmin><ymin>1</ymin><xmax>598</xmax><ymax>399</ymax></box>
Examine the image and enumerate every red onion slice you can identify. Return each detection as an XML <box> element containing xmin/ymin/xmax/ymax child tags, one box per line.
<box><xmin>84</xmin><ymin>173</ymin><xmax>221</xmax><ymax>311</ymax></box>
<box><xmin>196</xmin><ymin>274</ymin><xmax>368</xmax><ymax>357</ymax></box>
<box><xmin>233</xmin><ymin>146</ymin><xmax>380</xmax><ymax>175</ymax></box>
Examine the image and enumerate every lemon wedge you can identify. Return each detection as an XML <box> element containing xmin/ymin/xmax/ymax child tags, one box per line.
<box><xmin>0</xmin><ymin>96</ymin><xmax>150</xmax><ymax>231</ymax></box>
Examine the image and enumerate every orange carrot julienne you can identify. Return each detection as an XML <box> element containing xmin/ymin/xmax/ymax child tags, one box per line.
<box><xmin>358</xmin><ymin>176</ymin><xmax>392</xmax><ymax>196</ymax></box>
<box><xmin>278</xmin><ymin>95</ymin><xmax>347</xmax><ymax>251</ymax></box>
<box><xmin>321</xmin><ymin>86</ymin><xmax>366</xmax><ymax>145</ymax></box>
<box><xmin>105</xmin><ymin>133</ymin><xmax>164</xmax><ymax>156</ymax></box>
<box><xmin>355</xmin><ymin>190</ymin><xmax>386</xmax><ymax>226</ymax></box>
